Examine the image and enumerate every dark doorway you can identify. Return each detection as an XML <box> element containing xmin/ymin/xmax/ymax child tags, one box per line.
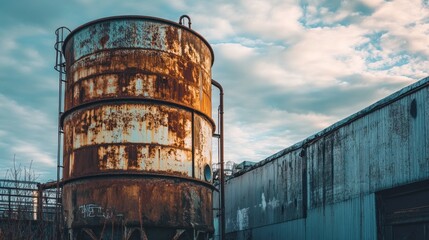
<box><xmin>377</xmin><ymin>180</ymin><xmax>429</xmax><ymax>240</ymax></box>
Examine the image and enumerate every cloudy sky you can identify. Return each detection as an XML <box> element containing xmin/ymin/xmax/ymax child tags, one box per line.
<box><xmin>0</xmin><ymin>0</ymin><xmax>428</xmax><ymax>182</ymax></box>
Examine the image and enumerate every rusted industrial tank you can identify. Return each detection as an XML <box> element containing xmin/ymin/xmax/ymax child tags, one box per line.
<box><xmin>61</xmin><ymin>16</ymin><xmax>214</xmax><ymax>240</ymax></box>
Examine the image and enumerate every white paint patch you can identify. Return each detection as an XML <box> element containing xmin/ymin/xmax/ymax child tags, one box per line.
<box><xmin>118</xmin><ymin>146</ymin><xmax>126</xmax><ymax>169</ymax></box>
<box><xmin>88</xmin><ymin>81</ymin><xmax>94</xmax><ymax>98</ymax></box>
<box><xmin>268</xmin><ymin>197</ymin><xmax>280</xmax><ymax>208</ymax></box>
<box><xmin>135</xmin><ymin>78</ymin><xmax>143</xmax><ymax>95</ymax></box>
<box><xmin>261</xmin><ymin>193</ymin><xmax>267</xmax><ymax>211</ymax></box>
<box><xmin>236</xmin><ymin>207</ymin><xmax>249</xmax><ymax>231</ymax></box>
<box><xmin>106</xmin><ymin>77</ymin><xmax>117</xmax><ymax>94</ymax></box>
<box><xmin>258</xmin><ymin>193</ymin><xmax>280</xmax><ymax>210</ymax></box>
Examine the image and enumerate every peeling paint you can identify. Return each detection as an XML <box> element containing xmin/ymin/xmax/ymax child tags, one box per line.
<box><xmin>61</xmin><ymin>16</ymin><xmax>215</xmax><ymax>240</ymax></box>
<box><xmin>237</xmin><ymin>208</ymin><xmax>249</xmax><ymax>231</ymax></box>
<box><xmin>261</xmin><ymin>193</ymin><xmax>267</xmax><ymax>211</ymax></box>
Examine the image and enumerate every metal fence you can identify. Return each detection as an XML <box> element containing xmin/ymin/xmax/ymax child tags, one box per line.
<box><xmin>0</xmin><ymin>179</ymin><xmax>58</xmax><ymax>221</ymax></box>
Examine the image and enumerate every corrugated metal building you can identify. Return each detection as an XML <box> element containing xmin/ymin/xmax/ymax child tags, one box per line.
<box><xmin>217</xmin><ymin>76</ymin><xmax>429</xmax><ymax>239</ymax></box>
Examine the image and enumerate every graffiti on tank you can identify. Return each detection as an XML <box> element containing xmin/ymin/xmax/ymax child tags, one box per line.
<box><xmin>79</xmin><ymin>204</ymin><xmax>114</xmax><ymax>219</ymax></box>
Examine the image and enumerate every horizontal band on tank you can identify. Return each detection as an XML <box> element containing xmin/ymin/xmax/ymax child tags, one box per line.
<box><xmin>62</xmin><ymin>15</ymin><xmax>214</xmax><ymax>65</ymax></box>
<box><xmin>65</xmin><ymin>67</ymin><xmax>212</xmax><ymax>117</ymax></box>
<box><xmin>67</xmin><ymin>56</ymin><xmax>211</xmax><ymax>88</ymax></box>
<box><xmin>66</xmin><ymin>140</ymin><xmax>193</xmax><ymax>154</ymax></box>
<box><xmin>62</xmin><ymin>171</ymin><xmax>217</xmax><ymax>191</ymax></box>
<box><xmin>63</xmin><ymin>176</ymin><xmax>214</xmax><ymax>232</ymax></box>
<box><xmin>60</xmin><ymin>97</ymin><xmax>216</xmax><ymax>131</ymax></box>
<box><xmin>63</xmin><ymin>145</ymin><xmax>195</xmax><ymax>180</ymax></box>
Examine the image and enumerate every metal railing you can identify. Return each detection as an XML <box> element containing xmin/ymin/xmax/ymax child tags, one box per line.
<box><xmin>0</xmin><ymin>179</ymin><xmax>58</xmax><ymax>221</ymax></box>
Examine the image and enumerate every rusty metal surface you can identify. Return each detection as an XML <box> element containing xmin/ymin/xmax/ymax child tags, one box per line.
<box><xmin>193</xmin><ymin>114</ymin><xmax>212</xmax><ymax>181</ymax></box>
<box><xmin>63</xmin><ymin>103</ymin><xmax>213</xmax><ymax>182</ymax></box>
<box><xmin>63</xmin><ymin>177</ymin><xmax>213</xmax><ymax>229</ymax></box>
<box><xmin>63</xmin><ymin>103</ymin><xmax>194</xmax><ymax>178</ymax></box>
<box><xmin>61</xmin><ymin>16</ymin><xmax>214</xmax><ymax>239</ymax></box>
<box><xmin>63</xmin><ymin>19</ymin><xmax>213</xmax><ymax>118</ymax></box>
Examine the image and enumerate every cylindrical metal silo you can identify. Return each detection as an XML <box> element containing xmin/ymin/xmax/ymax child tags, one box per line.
<box><xmin>60</xmin><ymin>16</ymin><xmax>214</xmax><ymax>240</ymax></box>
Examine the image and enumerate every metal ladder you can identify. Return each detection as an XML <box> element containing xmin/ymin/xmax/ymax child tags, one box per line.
<box><xmin>54</xmin><ymin>26</ymin><xmax>70</xmax><ymax>240</ymax></box>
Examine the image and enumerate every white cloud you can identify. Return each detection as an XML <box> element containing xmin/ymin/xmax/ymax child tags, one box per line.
<box><xmin>193</xmin><ymin>15</ymin><xmax>236</xmax><ymax>41</ymax></box>
<box><xmin>360</xmin><ymin>0</ymin><xmax>383</xmax><ymax>8</ymax></box>
<box><xmin>206</xmin><ymin>0</ymin><xmax>428</xmax><ymax>164</ymax></box>
<box><xmin>214</xmin><ymin>43</ymin><xmax>258</xmax><ymax>60</ymax></box>
<box><xmin>223</xmin><ymin>106</ymin><xmax>338</xmax><ymax>162</ymax></box>
<box><xmin>0</xmin><ymin>94</ymin><xmax>57</xmax><ymax>179</ymax></box>
<box><xmin>361</xmin><ymin>0</ymin><xmax>429</xmax><ymax>55</ymax></box>
<box><xmin>11</xmin><ymin>140</ymin><xmax>56</xmax><ymax>166</ymax></box>
<box><xmin>208</xmin><ymin>1</ymin><xmax>425</xmax><ymax>165</ymax></box>
<box><xmin>182</xmin><ymin>0</ymin><xmax>303</xmax><ymax>43</ymax></box>
<box><xmin>0</xmin><ymin>94</ymin><xmax>54</xmax><ymax>132</ymax></box>
<box><xmin>285</xmin><ymin>26</ymin><xmax>366</xmax><ymax>80</ymax></box>
<box><xmin>0</xmin><ymin>25</ymin><xmax>49</xmax><ymax>74</ymax></box>
<box><xmin>234</xmin><ymin>0</ymin><xmax>304</xmax><ymax>39</ymax></box>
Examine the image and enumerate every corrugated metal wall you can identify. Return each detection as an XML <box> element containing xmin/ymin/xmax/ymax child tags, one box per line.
<box><xmin>222</xmin><ymin>77</ymin><xmax>429</xmax><ymax>239</ymax></box>
<box><xmin>225</xmin><ymin>149</ymin><xmax>304</xmax><ymax>233</ymax></box>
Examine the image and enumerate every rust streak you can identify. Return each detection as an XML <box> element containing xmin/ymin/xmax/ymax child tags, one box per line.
<box><xmin>62</xmin><ymin>16</ymin><xmax>214</xmax><ymax>239</ymax></box>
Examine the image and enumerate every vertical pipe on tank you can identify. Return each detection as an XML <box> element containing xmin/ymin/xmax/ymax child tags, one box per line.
<box><xmin>212</xmin><ymin>79</ymin><xmax>225</xmax><ymax>240</ymax></box>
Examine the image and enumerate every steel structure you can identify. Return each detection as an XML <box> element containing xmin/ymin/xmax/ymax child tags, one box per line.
<box><xmin>0</xmin><ymin>179</ymin><xmax>57</xmax><ymax>221</ymax></box>
<box><xmin>59</xmin><ymin>15</ymin><xmax>216</xmax><ymax>240</ymax></box>
<box><xmin>221</xmin><ymin>76</ymin><xmax>429</xmax><ymax>240</ymax></box>
<box><xmin>54</xmin><ymin>26</ymin><xmax>70</xmax><ymax>239</ymax></box>
<box><xmin>211</xmin><ymin>80</ymin><xmax>225</xmax><ymax>240</ymax></box>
